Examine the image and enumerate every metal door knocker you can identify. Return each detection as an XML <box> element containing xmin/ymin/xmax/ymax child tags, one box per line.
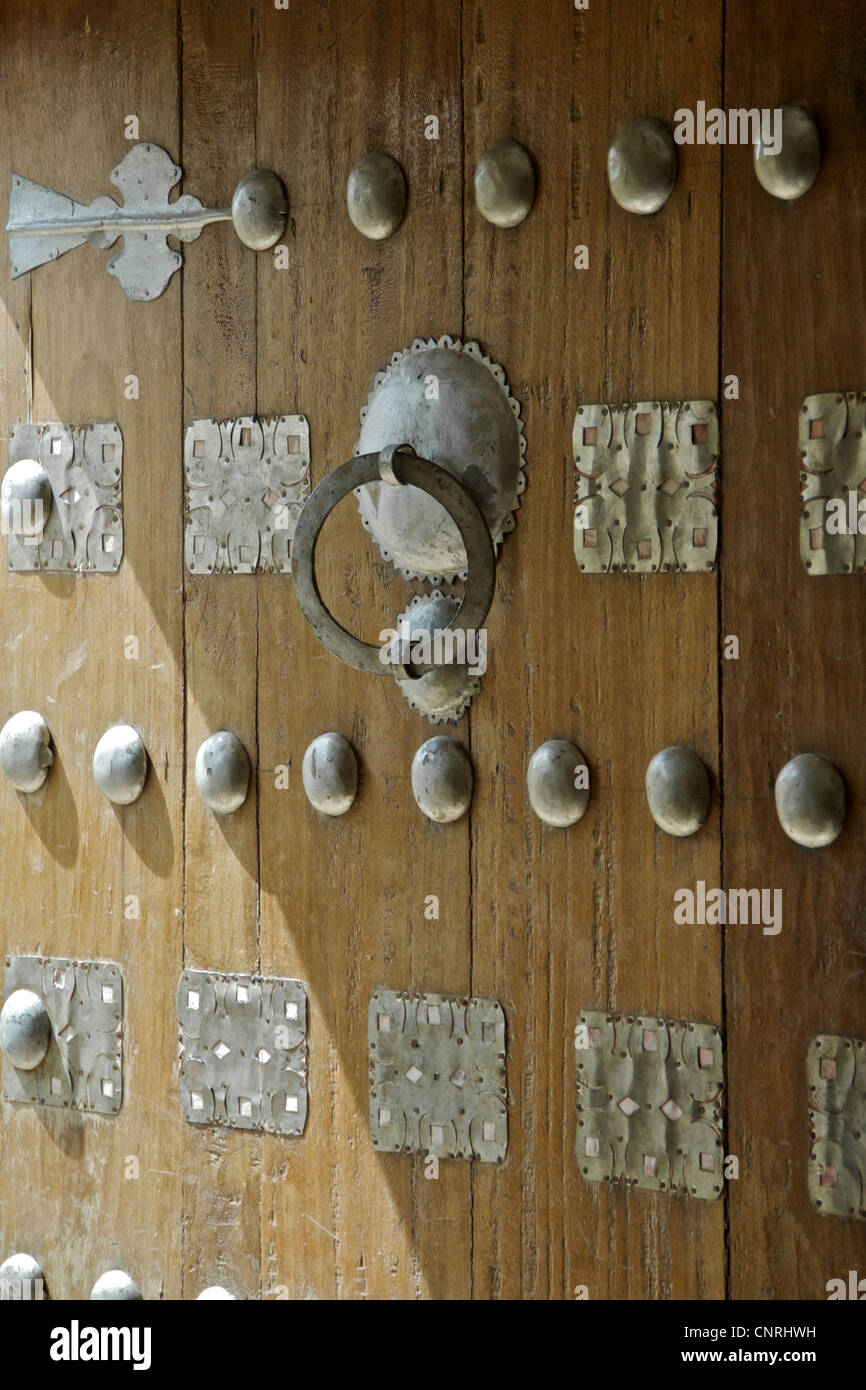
<box><xmin>292</xmin><ymin>336</ymin><xmax>526</xmax><ymax>722</ymax></box>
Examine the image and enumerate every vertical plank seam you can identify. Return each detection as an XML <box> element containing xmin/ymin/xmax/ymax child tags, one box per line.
<box><xmin>253</xmin><ymin>0</ymin><xmax>264</xmax><ymax>1305</ymax></box>
<box><xmin>177</xmin><ymin>0</ymin><xmax>189</xmax><ymax>1305</ymax></box>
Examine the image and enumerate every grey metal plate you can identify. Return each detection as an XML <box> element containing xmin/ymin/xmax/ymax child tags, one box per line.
<box><xmin>808</xmin><ymin>1032</ymin><xmax>866</xmax><ymax>1219</ymax></box>
<box><xmin>178</xmin><ymin>970</ymin><xmax>308</xmax><ymax>1135</ymax></box>
<box><xmin>575</xmin><ymin>1009</ymin><xmax>724</xmax><ymax>1199</ymax></box>
<box><xmin>6</xmin><ymin>421</ymin><xmax>123</xmax><ymax>573</ymax></box>
<box><xmin>800</xmin><ymin>391</ymin><xmax>866</xmax><ymax>575</ymax></box>
<box><xmin>184</xmin><ymin>415</ymin><xmax>310</xmax><ymax>574</ymax></box>
<box><xmin>573</xmin><ymin>400</ymin><xmax>719</xmax><ymax>573</ymax></box>
<box><xmin>368</xmin><ymin>987</ymin><xmax>508</xmax><ymax>1163</ymax></box>
<box><xmin>2</xmin><ymin>956</ymin><xmax>123</xmax><ymax>1115</ymax></box>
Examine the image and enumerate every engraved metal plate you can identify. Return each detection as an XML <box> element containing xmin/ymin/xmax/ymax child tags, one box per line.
<box><xmin>2</xmin><ymin>956</ymin><xmax>123</xmax><ymax>1114</ymax></box>
<box><xmin>800</xmin><ymin>391</ymin><xmax>866</xmax><ymax>575</ymax></box>
<box><xmin>808</xmin><ymin>1032</ymin><xmax>866</xmax><ymax>1219</ymax></box>
<box><xmin>184</xmin><ymin>415</ymin><xmax>310</xmax><ymax>574</ymax></box>
<box><xmin>368</xmin><ymin>987</ymin><xmax>507</xmax><ymax>1163</ymax></box>
<box><xmin>6</xmin><ymin>421</ymin><xmax>123</xmax><ymax>573</ymax></box>
<box><xmin>177</xmin><ymin>970</ymin><xmax>308</xmax><ymax>1135</ymax></box>
<box><xmin>575</xmin><ymin>1009</ymin><xmax>724</xmax><ymax>1199</ymax></box>
<box><xmin>573</xmin><ymin>400</ymin><xmax>718</xmax><ymax>573</ymax></box>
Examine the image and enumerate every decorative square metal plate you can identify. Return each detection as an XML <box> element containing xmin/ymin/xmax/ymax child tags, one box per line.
<box><xmin>177</xmin><ymin>970</ymin><xmax>308</xmax><ymax>1135</ymax></box>
<box><xmin>800</xmin><ymin>391</ymin><xmax>866</xmax><ymax>575</ymax></box>
<box><xmin>575</xmin><ymin>1009</ymin><xmax>724</xmax><ymax>1199</ymax></box>
<box><xmin>184</xmin><ymin>415</ymin><xmax>310</xmax><ymax>574</ymax></box>
<box><xmin>808</xmin><ymin>1032</ymin><xmax>866</xmax><ymax>1219</ymax></box>
<box><xmin>6</xmin><ymin>421</ymin><xmax>123</xmax><ymax>573</ymax></box>
<box><xmin>573</xmin><ymin>400</ymin><xmax>718</xmax><ymax>573</ymax></box>
<box><xmin>2</xmin><ymin>956</ymin><xmax>123</xmax><ymax>1114</ymax></box>
<box><xmin>368</xmin><ymin>988</ymin><xmax>508</xmax><ymax>1163</ymax></box>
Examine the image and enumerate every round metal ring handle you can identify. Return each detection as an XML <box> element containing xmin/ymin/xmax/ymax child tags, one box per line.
<box><xmin>292</xmin><ymin>447</ymin><xmax>496</xmax><ymax>679</ymax></box>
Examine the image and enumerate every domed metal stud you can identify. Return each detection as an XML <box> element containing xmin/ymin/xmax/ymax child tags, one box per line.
<box><xmin>1</xmin><ymin>458</ymin><xmax>52</xmax><ymax>538</ymax></box>
<box><xmin>0</xmin><ymin>988</ymin><xmax>52</xmax><ymax>1070</ymax></box>
<box><xmin>774</xmin><ymin>752</ymin><xmax>845</xmax><ymax>848</ymax></box>
<box><xmin>194</xmin><ymin>731</ymin><xmax>250</xmax><ymax>815</ymax></box>
<box><xmin>645</xmin><ymin>746</ymin><xmax>710</xmax><ymax>838</ymax></box>
<box><xmin>411</xmin><ymin>736</ymin><xmax>473</xmax><ymax>824</ymax></box>
<box><xmin>394</xmin><ymin>591</ymin><xmax>482</xmax><ymax>724</ymax></box>
<box><xmin>474</xmin><ymin>138</ymin><xmax>536</xmax><ymax>228</ymax></box>
<box><xmin>754</xmin><ymin>105</ymin><xmax>821</xmax><ymax>201</ymax></box>
<box><xmin>196</xmin><ymin>1285</ymin><xmax>238</xmax><ymax>1300</ymax></box>
<box><xmin>607</xmin><ymin>117</ymin><xmax>677</xmax><ymax>215</ymax></box>
<box><xmin>0</xmin><ymin>711</ymin><xmax>54</xmax><ymax>793</ymax></box>
<box><xmin>90</xmin><ymin>1269</ymin><xmax>143</xmax><ymax>1300</ymax></box>
<box><xmin>93</xmin><ymin>724</ymin><xmax>148</xmax><ymax>806</ymax></box>
<box><xmin>0</xmin><ymin>1253</ymin><xmax>44</xmax><ymax>1298</ymax></box>
<box><xmin>346</xmin><ymin>152</ymin><xmax>407</xmax><ymax>241</ymax></box>
<box><xmin>527</xmin><ymin>739</ymin><xmax>590</xmax><ymax>828</ymax></box>
<box><xmin>302</xmin><ymin>732</ymin><xmax>358</xmax><ymax>816</ymax></box>
<box><xmin>231</xmin><ymin>169</ymin><xmax>288</xmax><ymax>250</ymax></box>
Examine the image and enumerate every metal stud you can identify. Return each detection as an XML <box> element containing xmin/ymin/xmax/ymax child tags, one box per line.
<box><xmin>607</xmin><ymin>117</ymin><xmax>677</xmax><ymax>215</ymax></box>
<box><xmin>90</xmin><ymin>1269</ymin><xmax>142</xmax><ymax>1301</ymax></box>
<box><xmin>474</xmin><ymin>138</ymin><xmax>536</xmax><ymax>228</ymax></box>
<box><xmin>1</xmin><ymin>457</ymin><xmax>52</xmax><ymax>539</ymax></box>
<box><xmin>754</xmin><ymin>105</ymin><xmax>821</xmax><ymax>201</ymax></box>
<box><xmin>0</xmin><ymin>1253</ymin><xmax>44</xmax><ymax>1299</ymax></box>
<box><xmin>411</xmin><ymin>736</ymin><xmax>473</xmax><ymax>823</ymax></box>
<box><xmin>645</xmin><ymin>746</ymin><xmax>711</xmax><ymax>837</ymax></box>
<box><xmin>774</xmin><ymin>752</ymin><xmax>845</xmax><ymax>848</ymax></box>
<box><xmin>346</xmin><ymin>152</ymin><xmax>407</xmax><ymax>241</ymax></box>
<box><xmin>197</xmin><ymin>1286</ymin><xmax>238</xmax><ymax>1300</ymax></box>
<box><xmin>93</xmin><ymin>725</ymin><xmax>148</xmax><ymax>806</ymax></box>
<box><xmin>194</xmin><ymin>731</ymin><xmax>250</xmax><ymax>815</ymax></box>
<box><xmin>230</xmin><ymin>168</ymin><xmax>288</xmax><ymax>250</ymax></box>
<box><xmin>0</xmin><ymin>710</ymin><xmax>54</xmax><ymax>793</ymax></box>
<box><xmin>394</xmin><ymin>590</ymin><xmax>482</xmax><ymax>724</ymax></box>
<box><xmin>302</xmin><ymin>732</ymin><xmax>358</xmax><ymax>816</ymax></box>
<box><xmin>527</xmin><ymin>739</ymin><xmax>591</xmax><ymax>828</ymax></box>
<box><xmin>0</xmin><ymin>988</ymin><xmax>52</xmax><ymax>1070</ymax></box>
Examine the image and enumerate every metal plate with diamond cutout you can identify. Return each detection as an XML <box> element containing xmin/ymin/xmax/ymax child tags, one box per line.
<box><xmin>799</xmin><ymin>392</ymin><xmax>866</xmax><ymax>574</ymax></box>
<box><xmin>5</xmin><ymin>421</ymin><xmax>123</xmax><ymax>573</ymax></box>
<box><xmin>178</xmin><ymin>970</ymin><xmax>308</xmax><ymax>1135</ymax></box>
<box><xmin>184</xmin><ymin>415</ymin><xmax>310</xmax><ymax>574</ymax></box>
<box><xmin>573</xmin><ymin>400</ymin><xmax>718</xmax><ymax>574</ymax></box>
<box><xmin>808</xmin><ymin>1032</ymin><xmax>866</xmax><ymax>1219</ymax></box>
<box><xmin>575</xmin><ymin>1009</ymin><xmax>724</xmax><ymax>1199</ymax></box>
<box><xmin>2</xmin><ymin>956</ymin><xmax>123</xmax><ymax>1114</ymax></box>
<box><xmin>368</xmin><ymin>987</ymin><xmax>507</xmax><ymax>1163</ymax></box>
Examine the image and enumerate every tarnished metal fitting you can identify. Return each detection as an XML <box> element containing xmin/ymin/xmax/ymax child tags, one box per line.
<box><xmin>645</xmin><ymin>746</ymin><xmax>711</xmax><ymax>837</ymax></box>
<box><xmin>411</xmin><ymin>736</ymin><xmax>473</xmax><ymax>823</ymax></box>
<box><xmin>774</xmin><ymin>752</ymin><xmax>846</xmax><ymax>848</ymax></box>
<box><xmin>302</xmin><ymin>732</ymin><xmax>358</xmax><ymax>816</ymax></box>
<box><xmin>0</xmin><ymin>710</ymin><xmax>54</xmax><ymax>793</ymax></box>
<box><xmin>346</xmin><ymin>152</ymin><xmax>407</xmax><ymax>240</ymax></box>
<box><xmin>194</xmin><ymin>731</ymin><xmax>250</xmax><ymax>815</ymax></box>
<box><xmin>0</xmin><ymin>1252</ymin><xmax>44</xmax><ymax>1297</ymax></box>
<box><xmin>93</xmin><ymin>725</ymin><xmax>148</xmax><ymax>806</ymax></box>
<box><xmin>607</xmin><ymin>117</ymin><xmax>677</xmax><ymax>215</ymax></box>
<box><xmin>0</xmin><ymin>988</ymin><xmax>52</xmax><ymax>1070</ymax></box>
<box><xmin>754</xmin><ymin>105</ymin><xmax>821</xmax><ymax>201</ymax></box>
<box><xmin>393</xmin><ymin>590</ymin><xmax>482</xmax><ymax>724</ymax></box>
<box><xmin>474</xmin><ymin>138</ymin><xmax>536</xmax><ymax>228</ymax></box>
<box><xmin>231</xmin><ymin>169</ymin><xmax>288</xmax><ymax>250</ymax></box>
<box><xmin>90</xmin><ymin>1269</ymin><xmax>142</xmax><ymax>1300</ymax></box>
<box><xmin>527</xmin><ymin>739</ymin><xmax>591</xmax><ymax>827</ymax></box>
<box><xmin>1</xmin><ymin>457</ymin><xmax>52</xmax><ymax>538</ymax></box>
<box><xmin>196</xmin><ymin>1285</ymin><xmax>238</xmax><ymax>1300</ymax></box>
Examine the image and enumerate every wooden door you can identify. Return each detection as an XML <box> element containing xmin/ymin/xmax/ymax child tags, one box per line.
<box><xmin>0</xmin><ymin>0</ymin><xmax>863</xmax><ymax>1301</ymax></box>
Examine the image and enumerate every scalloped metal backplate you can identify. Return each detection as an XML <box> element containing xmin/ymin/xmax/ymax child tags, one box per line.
<box><xmin>575</xmin><ymin>1009</ymin><xmax>724</xmax><ymax>1199</ymax></box>
<box><xmin>368</xmin><ymin>988</ymin><xmax>508</xmax><ymax>1163</ymax></box>
<box><xmin>355</xmin><ymin>335</ymin><xmax>526</xmax><ymax>584</ymax></box>
<box><xmin>184</xmin><ymin>415</ymin><xmax>310</xmax><ymax>574</ymax></box>
<box><xmin>393</xmin><ymin>590</ymin><xmax>482</xmax><ymax>724</ymax></box>
<box><xmin>573</xmin><ymin>400</ymin><xmax>719</xmax><ymax>574</ymax></box>
<box><xmin>178</xmin><ymin>970</ymin><xmax>308</xmax><ymax>1135</ymax></box>
<box><xmin>799</xmin><ymin>391</ymin><xmax>866</xmax><ymax>575</ymax></box>
<box><xmin>2</xmin><ymin>955</ymin><xmax>123</xmax><ymax>1114</ymax></box>
<box><xmin>808</xmin><ymin>1032</ymin><xmax>866</xmax><ymax>1219</ymax></box>
<box><xmin>6</xmin><ymin>421</ymin><xmax>123</xmax><ymax>573</ymax></box>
